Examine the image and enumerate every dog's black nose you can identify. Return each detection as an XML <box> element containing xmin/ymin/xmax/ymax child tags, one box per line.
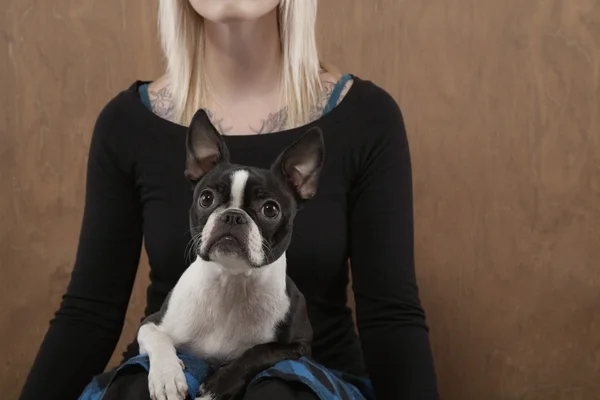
<box><xmin>220</xmin><ymin>210</ymin><xmax>248</xmax><ymax>226</ymax></box>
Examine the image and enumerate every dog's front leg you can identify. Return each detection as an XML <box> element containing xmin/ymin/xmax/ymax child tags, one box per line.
<box><xmin>138</xmin><ymin>322</ymin><xmax>188</xmax><ymax>400</ymax></box>
<box><xmin>198</xmin><ymin>341</ymin><xmax>310</xmax><ymax>400</ymax></box>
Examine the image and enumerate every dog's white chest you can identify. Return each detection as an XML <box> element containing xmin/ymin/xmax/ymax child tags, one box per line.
<box><xmin>160</xmin><ymin>258</ymin><xmax>290</xmax><ymax>362</ymax></box>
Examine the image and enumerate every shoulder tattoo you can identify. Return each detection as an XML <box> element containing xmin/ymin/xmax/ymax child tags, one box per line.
<box><xmin>148</xmin><ymin>86</ymin><xmax>175</xmax><ymax>120</ymax></box>
<box><xmin>308</xmin><ymin>79</ymin><xmax>352</xmax><ymax>123</ymax></box>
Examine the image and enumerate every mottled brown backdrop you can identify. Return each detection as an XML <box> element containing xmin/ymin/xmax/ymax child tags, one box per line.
<box><xmin>2</xmin><ymin>1</ymin><xmax>599</xmax><ymax>399</ymax></box>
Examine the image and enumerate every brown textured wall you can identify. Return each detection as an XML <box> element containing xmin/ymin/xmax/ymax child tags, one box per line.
<box><xmin>1</xmin><ymin>1</ymin><xmax>599</xmax><ymax>399</ymax></box>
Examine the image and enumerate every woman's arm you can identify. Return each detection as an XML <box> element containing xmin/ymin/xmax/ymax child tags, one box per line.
<box><xmin>349</xmin><ymin>87</ymin><xmax>439</xmax><ymax>399</ymax></box>
<box><xmin>19</xmin><ymin>96</ymin><xmax>144</xmax><ymax>400</ymax></box>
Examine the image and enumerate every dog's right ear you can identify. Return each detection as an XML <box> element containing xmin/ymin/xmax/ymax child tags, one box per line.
<box><xmin>185</xmin><ymin>109</ymin><xmax>230</xmax><ymax>182</ymax></box>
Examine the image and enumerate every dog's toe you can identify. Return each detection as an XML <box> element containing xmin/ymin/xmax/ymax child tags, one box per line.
<box><xmin>148</xmin><ymin>356</ymin><xmax>188</xmax><ymax>400</ymax></box>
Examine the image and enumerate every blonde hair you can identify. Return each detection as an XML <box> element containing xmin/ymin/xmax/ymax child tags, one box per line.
<box><xmin>158</xmin><ymin>0</ymin><xmax>323</xmax><ymax>128</ymax></box>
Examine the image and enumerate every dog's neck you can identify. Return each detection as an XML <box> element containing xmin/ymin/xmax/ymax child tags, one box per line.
<box><xmin>189</xmin><ymin>253</ymin><xmax>287</xmax><ymax>291</ymax></box>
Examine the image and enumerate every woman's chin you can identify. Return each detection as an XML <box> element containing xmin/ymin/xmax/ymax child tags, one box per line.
<box><xmin>188</xmin><ymin>0</ymin><xmax>280</xmax><ymax>24</ymax></box>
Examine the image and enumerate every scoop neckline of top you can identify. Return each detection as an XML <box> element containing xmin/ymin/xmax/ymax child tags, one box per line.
<box><xmin>127</xmin><ymin>74</ymin><xmax>365</xmax><ymax>140</ymax></box>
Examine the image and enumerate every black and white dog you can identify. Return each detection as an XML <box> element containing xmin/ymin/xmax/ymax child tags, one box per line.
<box><xmin>137</xmin><ymin>109</ymin><xmax>324</xmax><ymax>400</ymax></box>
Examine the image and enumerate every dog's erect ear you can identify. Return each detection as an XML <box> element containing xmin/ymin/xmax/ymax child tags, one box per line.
<box><xmin>271</xmin><ymin>127</ymin><xmax>325</xmax><ymax>201</ymax></box>
<box><xmin>185</xmin><ymin>109</ymin><xmax>230</xmax><ymax>181</ymax></box>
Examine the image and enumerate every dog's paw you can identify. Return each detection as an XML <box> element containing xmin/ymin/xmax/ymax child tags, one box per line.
<box><xmin>148</xmin><ymin>354</ymin><xmax>188</xmax><ymax>400</ymax></box>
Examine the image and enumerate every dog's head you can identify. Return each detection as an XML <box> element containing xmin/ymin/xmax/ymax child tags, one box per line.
<box><xmin>185</xmin><ymin>109</ymin><xmax>325</xmax><ymax>273</ymax></box>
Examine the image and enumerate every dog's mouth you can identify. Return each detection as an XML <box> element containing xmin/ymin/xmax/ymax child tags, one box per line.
<box><xmin>205</xmin><ymin>231</ymin><xmax>247</xmax><ymax>256</ymax></box>
<box><xmin>213</xmin><ymin>234</ymin><xmax>240</xmax><ymax>246</ymax></box>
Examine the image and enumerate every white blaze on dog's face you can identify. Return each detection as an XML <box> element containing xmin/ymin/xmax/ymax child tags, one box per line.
<box><xmin>184</xmin><ymin>109</ymin><xmax>325</xmax><ymax>273</ymax></box>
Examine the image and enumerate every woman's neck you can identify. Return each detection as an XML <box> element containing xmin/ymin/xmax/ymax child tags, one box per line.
<box><xmin>203</xmin><ymin>9</ymin><xmax>282</xmax><ymax>104</ymax></box>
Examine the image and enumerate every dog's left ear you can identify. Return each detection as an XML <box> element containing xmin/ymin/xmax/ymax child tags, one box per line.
<box><xmin>185</xmin><ymin>109</ymin><xmax>230</xmax><ymax>182</ymax></box>
<box><xmin>271</xmin><ymin>127</ymin><xmax>325</xmax><ymax>201</ymax></box>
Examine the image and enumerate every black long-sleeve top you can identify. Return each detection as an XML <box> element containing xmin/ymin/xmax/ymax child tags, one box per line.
<box><xmin>19</xmin><ymin>76</ymin><xmax>439</xmax><ymax>400</ymax></box>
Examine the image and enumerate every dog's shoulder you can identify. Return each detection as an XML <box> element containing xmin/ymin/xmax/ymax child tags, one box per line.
<box><xmin>140</xmin><ymin>288</ymin><xmax>174</xmax><ymax>327</ymax></box>
<box><xmin>274</xmin><ymin>276</ymin><xmax>313</xmax><ymax>344</ymax></box>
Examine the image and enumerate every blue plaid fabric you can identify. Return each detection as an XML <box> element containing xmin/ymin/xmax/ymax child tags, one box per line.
<box><xmin>250</xmin><ymin>356</ymin><xmax>375</xmax><ymax>400</ymax></box>
<box><xmin>79</xmin><ymin>353</ymin><xmax>374</xmax><ymax>400</ymax></box>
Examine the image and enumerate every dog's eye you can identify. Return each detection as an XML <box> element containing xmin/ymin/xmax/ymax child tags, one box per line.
<box><xmin>262</xmin><ymin>201</ymin><xmax>280</xmax><ymax>219</ymax></box>
<box><xmin>199</xmin><ymin>191</ymin><xmax>215</xmax><ymax>208</ymax></box>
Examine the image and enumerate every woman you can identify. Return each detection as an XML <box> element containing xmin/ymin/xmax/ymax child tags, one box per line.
<box><xmin>19</xmin><ymin>1</ymin><xmax>439</xmax><ymax>399</ymax></box>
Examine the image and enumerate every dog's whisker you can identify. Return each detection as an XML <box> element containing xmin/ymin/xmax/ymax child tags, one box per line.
<box><xmin>184</xmin><ymin>230</ymin><xmax>204</xmax><ymax>263</ymax></box>
<box><xmin>261</xmin><ymin>241</ymin><xmax>275</xmax><ymax>260</ymax></box>
<box><xmin>184</xmin><ymin>242</ymin><xmax>195</xmax><ymax>264</ymax></box>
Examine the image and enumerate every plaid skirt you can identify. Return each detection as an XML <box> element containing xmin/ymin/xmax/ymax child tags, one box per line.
<box><xmin>79</xmin><ymin>352</ymin><xmax>375</xmax><ymax>400</ymax></box>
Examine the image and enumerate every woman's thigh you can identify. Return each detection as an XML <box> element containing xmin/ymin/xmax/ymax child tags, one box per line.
<box><xmin>243</xmin><ymin>379</ymin><xmax>318</xmax><ymax>400</ymax></box>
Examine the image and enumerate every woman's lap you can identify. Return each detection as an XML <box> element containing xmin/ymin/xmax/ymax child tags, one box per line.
<box><xmin>81</xmin><ymin>354</ymin><xmax>372</xmax><ymax>400</ymax></box>
<box><xmin>101</xmin><ymin>369</ymin><xmax>318</xmax><ymax>400</ymax></box>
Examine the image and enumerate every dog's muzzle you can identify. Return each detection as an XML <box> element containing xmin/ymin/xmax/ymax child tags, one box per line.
<box><xmin>205</xmin><ymin>209</ymin><xmax>252</xmax><ymax>257</ymax></box>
